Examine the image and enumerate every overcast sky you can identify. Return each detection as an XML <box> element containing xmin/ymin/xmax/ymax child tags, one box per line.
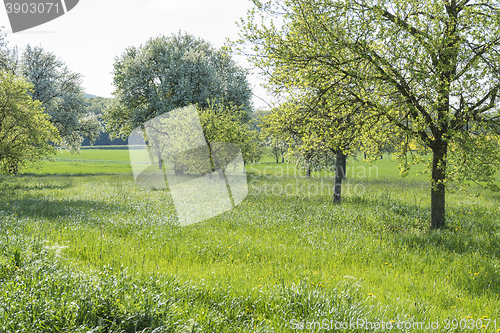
<box><xmin>0</xmin><ymin>0</ymin><xmax>271</xmax><ymax>109</ymax></box>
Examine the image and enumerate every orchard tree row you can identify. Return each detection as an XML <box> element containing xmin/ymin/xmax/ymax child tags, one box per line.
<box><xmin>238</xmin><ymin>0</ymin><xmax>500</xmax><ymax>229</ymax></box>
<box><xmin>2</xmin><ymin>0</ymin><xmax>500</xmax><ymax>230</ymax></box>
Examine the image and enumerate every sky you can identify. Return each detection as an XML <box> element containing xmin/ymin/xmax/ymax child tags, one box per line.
<box><xmin>0</xmin><ymin>0</ymin><xmax>271</xmax><ymax>109</ymax></box>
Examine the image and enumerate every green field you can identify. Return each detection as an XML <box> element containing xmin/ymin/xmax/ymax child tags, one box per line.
<box><xmin>1</xmin><ymin>149</ymin><xmax>499</xmax><ymax>332</ymax></box>
<box><xmin>22</xmin><ymin>147</ymin><xmax>133</xmax><ymax>174</ymax></box>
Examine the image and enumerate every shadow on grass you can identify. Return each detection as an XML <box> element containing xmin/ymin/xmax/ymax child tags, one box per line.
<box><xmin>0</xmin><ymin>197</ymin><xmax>129</xmax><ymax>224</ymax></box>
<box><xmin>0</xmin><ymin>175</ymin><xmax>136</xmax><ymax>224</ymax></box>
<box><xmin>315</xmin><ymin>180</ymin><xmax>500</xmax><ymax>260</ymax></box>
<box><xmin>19</xmin><ymin>172</ymin><xmax>132</xmax><ymax>177</ymax></box>
<box><xmin>0</xmin><ymin>176</ymin><xmax>74</xmax><ymax>192</ymax></box>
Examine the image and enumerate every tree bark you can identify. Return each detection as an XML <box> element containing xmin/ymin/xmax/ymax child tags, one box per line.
<box><xmin>8</xmin><ymin>160</ymin><xmax>19</xmax><ymax>175</ymax></box>
<box><xmin>333</xmin><ymin>150</ymin><xmax>346</xmax><ymax>204</ymax></box>
<box><xmin>430</xmin><ymin>141</ymin><xmax>447</xmax><ymax>229</ymax></box>
<box><xmin>157</xmin><ymin>153</ymin><xmax>162</xmax><ymax>170</ymax></box>
<box><xmin>306</xmin><ymin>163</ymin><xmax>311</xmax><ymax>178</ymax></box>
<box><xmin>173</xmin><ymin>160</ymin><xmax>184</xmax><ymax>175</ymax></box>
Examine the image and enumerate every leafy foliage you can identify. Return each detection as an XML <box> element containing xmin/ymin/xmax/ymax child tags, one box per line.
<box><xmin>199</xmin><ymin>101</ymin><xmax>263</xmax><ymax>165</ymax></box>
<box><xmin>0</xmin><ymin>71</ymin><xmax>60</xmax><ymax>174</ymax></box>
<box><xmin>20</xmin><ymin>45</ymin><xmax>102</xmax><ymax>151</ymax></box>
<box><xmin>239</xmin><ymin>0</ymin><xmax>500</xmax><ymax>228</ymax></box>
<box><xmin>140</xmin><ymin>102</ymin><xmax>262</xmax><ymax>174</ymax></box>
<box><xmin>104</xmin><ymin>32</ymin><xmax>253</xmax><ymax>140</ymax></box>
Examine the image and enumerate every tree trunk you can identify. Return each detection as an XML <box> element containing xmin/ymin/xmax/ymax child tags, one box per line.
<box><xmin>306</xmin><ymin>164</ymin><xmax>311</xmax><ymax>178</ymax></box>
<box><xmin>157</xmin><ymin>153</ymin><xmax>162</xmax><ymax>170</ymax></box>
<box><xmin>174</xmin><ymin>160</ymin><xmax>184</xmax><ymax>175</ymax></box>
<box><xmin>333</xmin><ymin>150</ymin><xmax>347</xmax><ymax>204</ymax></box>
<box><xmin>8</xmin><ymin>160</ymin><xmax>19</xmax><ymax>175</ymax></box>
<box><xmin>430</xmin><ymin>142</ymin><xmax>447</xmax><ymax>229</ymax></box>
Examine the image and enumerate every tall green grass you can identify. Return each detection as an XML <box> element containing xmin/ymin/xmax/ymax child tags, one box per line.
<box><xmin>1</xmin><ymin>151</ymin><xmax>499</xmax><ymax>332</ymax></box>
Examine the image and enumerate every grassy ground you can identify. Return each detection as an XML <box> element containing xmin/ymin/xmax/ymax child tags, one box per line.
<box><xmin>22</xmin><ymin>147</ymin><xmax>133</xmax><ymax>174</ymax></box>
<box><xmin>1</xmin><ymin>149</ymin><xmax>499</xmax><ymax>332</ymax></box>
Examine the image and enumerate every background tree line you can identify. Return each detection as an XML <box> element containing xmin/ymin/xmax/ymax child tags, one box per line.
<box><xmin>0</xmin><ymin>31</ymin><xmax>269</xmax><ymax>175</ymax></box>
<box><xmin>0</xmin><ymin>33</ymin><xmax>103</xmax><ymax>174</ymax></box>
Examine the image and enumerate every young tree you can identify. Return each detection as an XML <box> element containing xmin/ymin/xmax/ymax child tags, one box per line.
<box><xmin>104</xmin><ymin>32</ymin><xmax>253</xmax><ymax>141</ymax></box>
<box><xmin>260</xmin><ymin>117</ymin><xmax>288</xmax><ymax>163</ymax></box>
<box><xmin>20</xmin><ymin>45</ymin><xmax>102</xmax><ymax>151</ymax></box>
<box><xmin>142</xmin><ymin>102</ymin><xmax>262</xmax><ymax>173</ymax></box>
<box><xmin>0</xmin><ymin>71</ymin><xmax>60</xmax><ymax>174</ymax></box>
<box><xmin>239</xmin><ymin>0</ymin><xmax>500</xmax><ymax>229</ymax></box>
<box><xmin>263</xmin><ymin>91</ymin><xmax>384</xmax><ymax>203</ymax></box>
<box><xmin>199</xmin><ymin>101</ymin><xmax>262</xmax><ymax>166</ymax></box>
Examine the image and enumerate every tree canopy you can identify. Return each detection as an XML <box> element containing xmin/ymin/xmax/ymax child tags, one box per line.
<box><xmin>104</xmin><ymin>32</ymin><xmax>253</xmax><ymax>140</ymax></box>
<box><xmin>239</xmin><ymin>0</ymin><xmax>500</xmax><ymax>228</ymax></box>
<box><xmin>20</xmin><ymin>45</ymin><xmax>102</xmax><ymax>151</ymax></box>
<box><xmin>0</xmin><ymin>71</ymin><xmax>60</xmax><ymax>174</ymax></box>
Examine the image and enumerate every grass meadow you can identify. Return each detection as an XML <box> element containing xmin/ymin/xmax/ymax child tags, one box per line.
<box><xmin>0</xmin><ymin>148</ymin><xmax>499</xmax><ymax>332</ymax></box>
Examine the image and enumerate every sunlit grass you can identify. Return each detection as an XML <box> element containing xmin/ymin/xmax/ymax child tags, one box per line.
<box><xmin>22</xmin><ymin>147</ymin><xmax>133</xmax><ymax>174</ymax></box>
<box><xmin>1</xmin><ymin>151</ymin><xmax>499</xmax><ymax>332</ymax></box>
